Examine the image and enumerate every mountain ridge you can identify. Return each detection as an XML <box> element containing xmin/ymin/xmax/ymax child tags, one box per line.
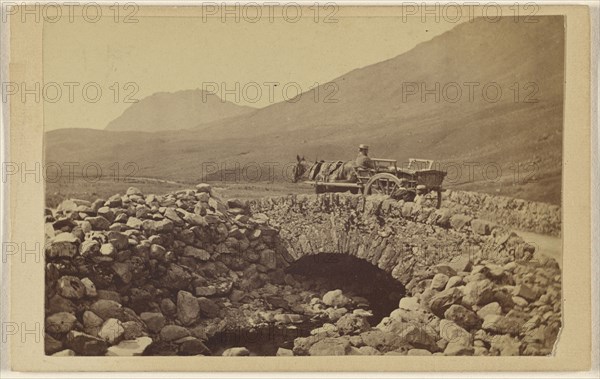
<box><xmin>105</xmin><ymin>88</ymin><xmax>257</xmax><ymax>132</ymax></box>
<box><xmin>47</xmin><ymin>16</ymin><xmax>564</xmax><ymax>204</ymax></box>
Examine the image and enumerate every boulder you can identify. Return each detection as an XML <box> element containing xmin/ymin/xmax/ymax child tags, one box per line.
<box><xmin>80</xmin><ymin>277</ymin><xmax>97</xmax><ymax>297</ymax></box>
<box><xmin>177</xmin><ymin>291</ymin><xmax>200</xmax><ymax>326</ymax></box>
<box><xmin>398</xmin><ymin>324</ymin><xmax>438</xmax><ymax>351</ymax></box>
<box><xmin>322</xmin><ymin>289</ymin><xmax>350</xmax><ymax>308</ymax></box>
<box><xmin>125</xmin><ymin>187</ymin><xmax>142</xmax><ymax>196</ymax></box>
<box><xmin>45</xmin><ymin>334</ymin><xmax>64</xmax><ymax>355</ymax></box>
<box><xmin>108</xmin><ymin>231</ymin><xmax>129</xmax><ymax>250</ymax></box>
<box><xmin>57</xmin><ymin>199</ymin><xmax>79</xmax><ymax>213</ymax></box>
<box><xmin>112</xmin><ymin>262</ymin><xmax>132</xmax><ymax>284</ymax></box>
<box><xmin>98</xmin><ymin>318</ymin><xmax>125</xmax><ymax>344</ymax></box>
<box><xmin>462</xmin><ymin>279</ymin><xmax>495</xmax><ymax>306</ymax></box>
<box><xmin>46</xmin><ymin>233</ymin><xmax>79</xmax><ymax>258</ymax></box>
<box><xmin>47</xmin><ymin>294</ymin><xmax>77</xmax><ymax>314</ymax></box>
<box><xmin>140</xmin><ymin>312</ymin><xmax>166</xmax><ymax>333</ymax></box>
<box><xmin>428</xmin><ymin>287</ymin><xmax>463</xmax><ymax>317</ymax></box>
<box><xmin>198</xmin><ymin>297</ymin><xmax>220</xmax><ymax>318</ymax></box>
<box><xmin>195</xmin><ymin>183</ymin><xmax>212</xmax><ymax>193</ymax></box>
<box><xmin>360</xmin><ymin>329</ymin><xmax>406</xmax><ymax>352</ymax></box>
<box><xmin>80</xmin><ymin>239</ymin><xmax>100</xmax><ymax>257</ymax></box>
<box><xmin>99</xmin><ymin>243</ymin><xmax>115</xmax><ymax>256</ymax></box>
<box><xmin>259</xmin><ymin>249</ymin><xmax>277</xmax><ymax>270</ymax></box>
<box><xmin>150</xmin><ymin>244</ymin><xmax>167</xmax><ymax>260</ymax></box>
<box><xmin>274</xmin><ymin>313</ymin><xmax>304</xmax><ymax>324</ymax></box>
<box><xmin>445</xmin><ymin>276</ymin><xmax>463</xmax><ymax>290</ymax></box>
<box><xmin>482</xmin><ymin>314</ymin><xmax>521</xmax><ymax>335</ymax></box>
<box><xmin>126</xmin><ymin>217</ymin><xmax>143</xmax><ymax>229</ymax></box>
<box><xmin>159</xmin><ymin>325</ymin><xmax>190</xmax><ymax>342</ymax></box>
<box><xmin>154</xmin><ymin>219</ymin><xmax>174</xmax><ymax>233</ymax></box>
<box><xmin>222</xmin><ymin>347</ymin><xmax>250</xmax><ymax>356</ymax></box>
<box><xmin>97</xmin><ymin>207</ymin><xmax>114</xmax><ymax>222</ymax></box>
<box><xmin>398</xmin><ymin>297</ymin><xmax>420</xmax><ymax>311</ymax></box>
<box><xmin>46</xmin><ymin>312</ymin><xmax>77</xmax><ymax>334</ymax></box>
<box><xmin>276</xmin><ymin>347</ymin><xmax>294</xmax><ymax>356</ymax></box>
<box><xmin>160</xmin><ymin>298</ymin><xmax>177</xmax><ymax>317</ymax></box>
<box><xmin>195</xmin><ymin>286</ymin><xmax>217</xmax><ymax>297</ymax></box>
<box><xmin>513</xmin><ymin>284</ymin><xmax>538</xmax><ymax>302</ymax></box>
<box><xmin>335</xmin><ymin>313</ymin><xmax>370</xmax><ymax>335</ymax></box>
<box><xmin>82</xmin><ymin>311</ymin><xmax>104</xmax><ymax>334</ymax></box>
<box><xmin>56</xmin><ymin>276</ymin><xmax>86</xmax><ymax>299</ymax></box>
<box><xmin>183</xmin><ymin>246</ymin><xmax>210</xmax><ymax>261</ymax></box>
<box><xmin>66</xmin><ymin>331</ymin><xmax>108</xmax><ymax>356</ymax></box>
<box><xmin>179</xmin><ymin>338</ymin><xmax>211</xmax><ymax>355</ymax></box>
<box><xmin>439</xmin><ymin>319</ymin><xmax>471</xmax><ymax>342</ymax></box>
<box><xmin>431</xmin><ymin>273</ymin><xmax>450</xmax><ymax>290</ymax></box>
<box><xmin>512</xmin><ymin>296</ymin><xmax>529</xmax><ymax>307</ymax></box>
<box><xmin>89</xmin><ymin>299</ymin><xmax>122</xmax><ymax>320</ymax></box>
<box><xmin>308</xmin><ymin>337</ymin><xmax>351</xmax><ymax>356</ymax></box>
<box><xmin>439</xmin><ymin>319</ymin><xmax>473</xmax><ymax>355</ymax></box>
<box><xmin>444</xmin><ymin>338</ymin><xmax>474</xmax><ymax>356</ymax></box>
<box><xmin>122</xmin><ymin>321</ymin><xmax>145</xmax><ymax>340</ymax></box>
<box><xmin>164</xmin><ymin>208</ymin><xmax>184</xmax><ymax>225</ymax></box>
<box><xmin>476</xmin><ymin>302</ymin><xmax>502</xmax><ymax>319</ymax></box>
<box><xmin>444</xmin><ymin>304</ymin><xmax>481</xmax><ymax>330</ymax></box>
<box><xmin>161</xmin><ymin>264</ymin><xmax>192</xmax><ymax>290</ymax></box>
<box><xmin>86</xmin><ymin>216</ymin><xmax>111</xmax><ymax>231</ymax></box>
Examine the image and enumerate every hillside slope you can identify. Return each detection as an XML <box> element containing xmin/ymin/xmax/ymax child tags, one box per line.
<box><xmin>46</xmin><ymin>17</ymin><xmax>564</xmax><ymax>204</ymax></box>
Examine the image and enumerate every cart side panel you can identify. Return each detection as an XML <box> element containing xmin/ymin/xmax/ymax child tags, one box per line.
<box><xmin>415</xmin><ymin>170</ymin><xmax>447</xmax><ymax>189</ymax></box>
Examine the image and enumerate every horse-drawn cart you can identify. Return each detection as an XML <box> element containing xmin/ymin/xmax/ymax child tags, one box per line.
<box><xmin>303</xmin><ymin>158</ymin><xmax>447</xmax><ymax>208</ymax></box>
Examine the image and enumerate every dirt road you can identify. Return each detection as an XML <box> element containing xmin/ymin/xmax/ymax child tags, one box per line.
<box><xmin>515</xmin><ymin>229</ymin><xmax>562</xmax><ymax>267</ymax></box>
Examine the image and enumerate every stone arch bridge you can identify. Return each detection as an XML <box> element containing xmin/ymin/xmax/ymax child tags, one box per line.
<box><xmin>248</xmin><ymin>193</ymin><xmax>534</xmax><ymax>284</ymax></box>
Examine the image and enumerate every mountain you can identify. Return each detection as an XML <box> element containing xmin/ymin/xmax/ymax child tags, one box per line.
<box><xmin>46</xmin><ymin>16</ymin><xmax>564</xmax><ymax>204</ymax></box>
<box><xmin>105</xmin><ymin>89</ymin><xmax>256</xmax><ymax>132</ymax></box>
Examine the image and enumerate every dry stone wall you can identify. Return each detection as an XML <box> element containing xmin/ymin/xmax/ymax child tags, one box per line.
<box><xmin>45</xmin><ymin>184</ymin><xmax>290</xmax><ymax>356</ymax></box>
<box><xmin>442</xmin><ymin>190</ymin><xmax>561</xmax><ymax>236</ymax></box>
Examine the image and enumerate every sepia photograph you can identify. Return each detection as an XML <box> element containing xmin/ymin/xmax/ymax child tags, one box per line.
<box><xmin>1</xmin><ymin>1</ymin><xmax>596</xmax><ymax>373</ymax></box>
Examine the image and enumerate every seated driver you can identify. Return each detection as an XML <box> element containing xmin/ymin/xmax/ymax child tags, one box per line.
<box><xmin>356</xmin><ymin>144</ymin><xmax>375</xmax><ymax>170</ymax></box>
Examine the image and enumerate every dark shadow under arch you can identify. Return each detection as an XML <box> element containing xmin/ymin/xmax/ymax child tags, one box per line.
<box><xmin>285</xmin><ymin>253</ymin><xmax>405</xmax><ymax>324</ymax></box>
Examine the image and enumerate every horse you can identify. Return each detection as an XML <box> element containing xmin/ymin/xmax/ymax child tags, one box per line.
<box><xmin>291</xmin><ymin>155</ymin><xmax>358</xmax><ymax>186</ymax></box>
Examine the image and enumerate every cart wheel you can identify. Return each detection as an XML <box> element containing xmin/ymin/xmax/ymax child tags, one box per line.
<box><xmin>364</xmin><ymin>173</ymin><xmax>404</xmax><ymax>197</ymax></box>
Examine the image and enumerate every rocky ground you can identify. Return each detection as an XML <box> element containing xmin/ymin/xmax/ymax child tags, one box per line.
<box><xmin>293</xmin><ymin>255</ymin><xmax>561</xmax><ymax>356</ymax></box>
<box><xmin>44</xmin><ymin>184</ymin><xmax>562</xmax><ymax>356</ymax></box>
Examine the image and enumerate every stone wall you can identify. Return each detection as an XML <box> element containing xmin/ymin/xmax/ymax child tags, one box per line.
<box><xmin>442</xmin><ymin>190</ymin><xmax>561</xmax><ymax>236</ymax></box>
<box><xmin>45</xmin><ymin>184</ymin><xmax>290</xmax><ymax>356</ymax></box>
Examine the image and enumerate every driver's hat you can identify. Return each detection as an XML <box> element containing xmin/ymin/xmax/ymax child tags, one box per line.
<box><xmin>358</xmin><ymin>144</ymin><xmax>369</xmax><ymax>150</ymax></box>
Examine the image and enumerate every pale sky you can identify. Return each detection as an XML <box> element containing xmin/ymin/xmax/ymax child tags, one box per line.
<box><xmin>43</xmin><ymin>12</ymin><xmax>465</xmax><ymax>130</ymax></box>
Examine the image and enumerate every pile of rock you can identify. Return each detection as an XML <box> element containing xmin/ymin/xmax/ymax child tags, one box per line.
<box><xmin>44</xmin><ymin>184</ymin><xmax>297</xmax><ymax>356</ymax></box>
<box><xmin>293</xmin><ymin>252</ymin><xmax>561</xmax><ymax>356</ymax></box>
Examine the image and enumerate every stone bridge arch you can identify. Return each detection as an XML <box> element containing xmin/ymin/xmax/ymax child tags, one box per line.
<box><xmin>249</xmin><ymin>193</ymin><xmax>534</xmax><ymax>285</ymax></box>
